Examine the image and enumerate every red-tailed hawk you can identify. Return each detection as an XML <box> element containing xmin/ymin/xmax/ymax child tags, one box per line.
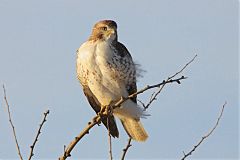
<box><xmin>76</xmin><ymin>20</ymin><xmax>148</xmax><ymax>141</ymax></box>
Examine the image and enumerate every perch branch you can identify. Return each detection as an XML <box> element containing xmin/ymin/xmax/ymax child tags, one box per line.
<box><xmin>181</xmin><ymin>102</ymin><xmax>227</xmax><ymax>160</ymax></box>
<box><xmin>116</xmin><ymin>55</ymin><xmax>198</xmax><ymax>109</ymax></box>
<box><xmin>114</xmin><ymin>76</ymin><xmax>187</xmax><ymax>109</ymax></box>
<box><xmin>59</xmin><ymin>115</ymin><xmax>101</xmax><ymax>160</ymax></box>
<box><xmin>3</xmin><ymin>85</ymin><xmax>23</xmax><ymax>160</ymax></box>
<box><xmin>28</xmin><ymin>110</ymin><xmax>50</xmax><ymax>160</ymax></box>
<box><xmin>59</xmin><ymin>55</ymin><xmax>197</xmax><ymax>159</ymax></box>
<box><xmin>59</xmin><ymin>76</ymin><xmax>187</xmax><ymax>159</ymax></box>
<box><xmin>121</xmin><ymin>138</ymin><xmax>132</xmax><ymax>160</ymax></box>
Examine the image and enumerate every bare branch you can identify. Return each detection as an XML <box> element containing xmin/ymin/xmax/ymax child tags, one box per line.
<box><xmin>169</xmin><ymin>54</ymin><xmax>197</xmax><ymax>79</ymax></box>
<box><xmin>137</xmin><ymin>99</ymin><xmax>146</xmax><ymax>108</ymax></box>
<box><xmin>3</xmin><ymin>85</ymin><xmax>24</xmax><ymax>160</ymax></box>
<box><xmin>107</xmin><ymin>117</ymin><xmax>113</xmax><ymax>160</ymax></box>
<box><xmin>181</xmin><ymin>102</ymin><xmax>227</xmax><ymax>160</ymax></box>
<box><xmin>59</xmin><ymin>115</ymin><xmax>101</xmax><ymax>160</ymax></box>
<box><xmin>143</xmin><ymin>54</ymin><xmax>197</xmax><ymax>110</ymax></box>
<box><xmin>28</xmin><ymin>110</ymin><xmax>50</xmax><ymax>160</ymax></box>
<box><xmin>59</xmin><ymin>55</ymin><xmax>197</xmax><ymax>159</ymax></box>
<box><xmin>58</xmin><ymin>77</ymin><xmax>186</xmax><ymax>159</ymax></box>
<box><xmin>143</xmin><ymin>81</ymin><xmax>166</xmax><ymax>110</ymax></box>
<box><xmin>114</xmin><ymin>76</ymin><xmax>187</xmax><ymax>109</ymax></box>
<box><xmin>121</xmin><ymin>138</ymin><xmax>132</xmax><ymax>160</ymax></box>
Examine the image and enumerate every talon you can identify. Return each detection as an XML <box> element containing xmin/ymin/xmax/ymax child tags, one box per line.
<box><xmin>99</xmin><ymin>105</ymin><xmax>113</xmax><ymax>116</ymax></box>
<box><xmin>120</xmin><ymin>96</ymin><xmax>124</xmax><ymax>101</ymax></box>
<box><xmin>107</xmin><ymin>105</ymin><xmax>113</xmax><ymax>116</ymax></box>
<box><xmin>99</xmin><ymin>105</ymin><xmax>108</xmax><ymax>116</ymax></box>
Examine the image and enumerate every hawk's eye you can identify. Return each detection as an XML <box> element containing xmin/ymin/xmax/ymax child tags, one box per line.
<box><xmin>102</xmin><ymin>27</ymin><xmax>107</xmax><ymax>31</ymax></box>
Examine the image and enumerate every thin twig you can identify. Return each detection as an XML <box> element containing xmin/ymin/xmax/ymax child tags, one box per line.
<box><xmin>121</xmin><ymin>138</ymin><xmax>132</xmax><ymax>160</ymax></box>
<box><xmin>3</xmin><ymin>85</ymin><xmax>24</xmax><ymax>160</ymax></box>
<box><xmin>28</xmin><ymin>110</ymin><xmax>50</xmax><ymax>160</ymax></box>
<box><xmin>169</xmin><ymin>54</ymin><xmax>197</xmax><ymax>79</ymax></box>
<box><xmin>59</xmin><ymin>115</ymin><xmax>101</xmax><ymax>160</ymax></box>
<box><xmin>143</xmin><ymin>82</ymin><xmax>166</xmax><ymax>110</ymax></box>
<box><xmin>137</xmin><ymin>99</ymin><xmax>146</xmax><ymax>108</ymax></box>
<box><xmin>144</xmin><ymin>54</ymin><xmax>197</xmax><ymax>110</ymax></box>
<box><xmin>107</xmin><ymin>117</ymin><xmax>113</xmax><ymax>160</ymax></box>
<box><xmin>181</xmin><ymin>102</ymin><xmax>227</xmax><ymax>160</ymax></box>
<box><xmin>114</xmin><ymin>76</ymin><xmax>187</xmax><ymax>109</ymax></box>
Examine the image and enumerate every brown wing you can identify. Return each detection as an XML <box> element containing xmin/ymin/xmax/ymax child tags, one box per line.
<box><xmin>116</xmin><ymin>42</ymin><xmax>137</xmax><ymax>103</ymax></box>
<box><xmin>126</xmin><ymin>82</ymin><xmax>137</xmax><ymax>103</ymax></box>
<box><xmin>115</xmin><ymin>42</ymin><xmax>139</xmax><ymax>139</ymax></box>
<box><xmin>82</xmin><ymin>85</ymin><xmax>119</xmax><ymax>138</ymax></box>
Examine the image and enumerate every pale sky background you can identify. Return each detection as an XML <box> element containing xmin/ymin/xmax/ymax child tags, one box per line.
<box><xmin>0</xmin><ymin>0</ymin><xmax>238</xmax><ymax>159</ymax></box>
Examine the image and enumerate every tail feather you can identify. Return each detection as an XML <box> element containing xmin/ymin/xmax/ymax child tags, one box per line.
<box><xmin>121</xmin><ymin>118</ymin><xmax>148</xmax><ymax>142</ymax></box>
<box><xmin>113</xmin><ymin>100</ymin><xmax>149</xmax><ymax>141</ymax></box>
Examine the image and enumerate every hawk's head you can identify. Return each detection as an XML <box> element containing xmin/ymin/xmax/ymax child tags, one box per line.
<box><xmin>89</xmin><ymin>20</ymin><xmax>118</xmax><ymax>42</ymax></box>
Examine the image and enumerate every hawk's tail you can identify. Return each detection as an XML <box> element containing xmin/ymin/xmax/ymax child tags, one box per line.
<box><xmin>120</xmin><ymin>118</ymin><xmax>148</xmax><ymax>141</ymax></box>
<box><xmin>113</xmin><ymin>100</ymin><xmax>148</xmax><ymax>141</ymax></box>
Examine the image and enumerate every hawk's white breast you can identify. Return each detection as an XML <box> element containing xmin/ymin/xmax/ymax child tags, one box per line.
<box><xmin>77</xmin><ymin>40</ymin><xmax>128</xmax><ymax>106</ymax></box>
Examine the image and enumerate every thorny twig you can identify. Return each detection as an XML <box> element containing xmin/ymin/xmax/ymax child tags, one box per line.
<box><xmin>28</xmin><ymin>110</ymin><xmax>50</xmax><ymax>160</ymax></box>
<box><xmin>181</xmin><ymin>102</ymin><xmax>227</xmax><ymax>160</ymax></box>
<box><xmin>3</xmin><ymin>85</ymin><xmax>24</xmax><ymax>160</ymax></box>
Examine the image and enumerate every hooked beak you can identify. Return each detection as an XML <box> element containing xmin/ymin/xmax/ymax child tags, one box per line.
<box><xmin>107</xmin><ymin>28</ymin><xmax>116</xmax><ymax>36</ymax></box>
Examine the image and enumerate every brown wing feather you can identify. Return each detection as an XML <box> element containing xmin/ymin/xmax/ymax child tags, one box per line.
<box><xmin>126</xmin><ymin>82</ymin><xmax>137</xmax><ymax>103</ymax></box>
<box><xmin>115</xmin><ymin>42</ymin><xmax>140</xmax><ymax>139</ymax></box>
<box><xmin>82</xmin><ymin>85</ymin><xmax>119</xmax><ymax>138</ymax></box>
<box><xmin>116</xmin><ymin>42</ymin><xmax>137</xmax><ymax>103</ymax></box>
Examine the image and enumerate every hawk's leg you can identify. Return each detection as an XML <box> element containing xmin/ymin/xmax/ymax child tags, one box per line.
<box><xmin>99</xmin><ymin>105</ymin><xmax>113</xmax><ymax>117</ymax></box>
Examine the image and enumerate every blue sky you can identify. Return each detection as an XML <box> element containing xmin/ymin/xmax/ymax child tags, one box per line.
<box><xmin>0</xmin><ymin>0</ymin><xmax>238</xmax><ymax>159</ymax></box>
